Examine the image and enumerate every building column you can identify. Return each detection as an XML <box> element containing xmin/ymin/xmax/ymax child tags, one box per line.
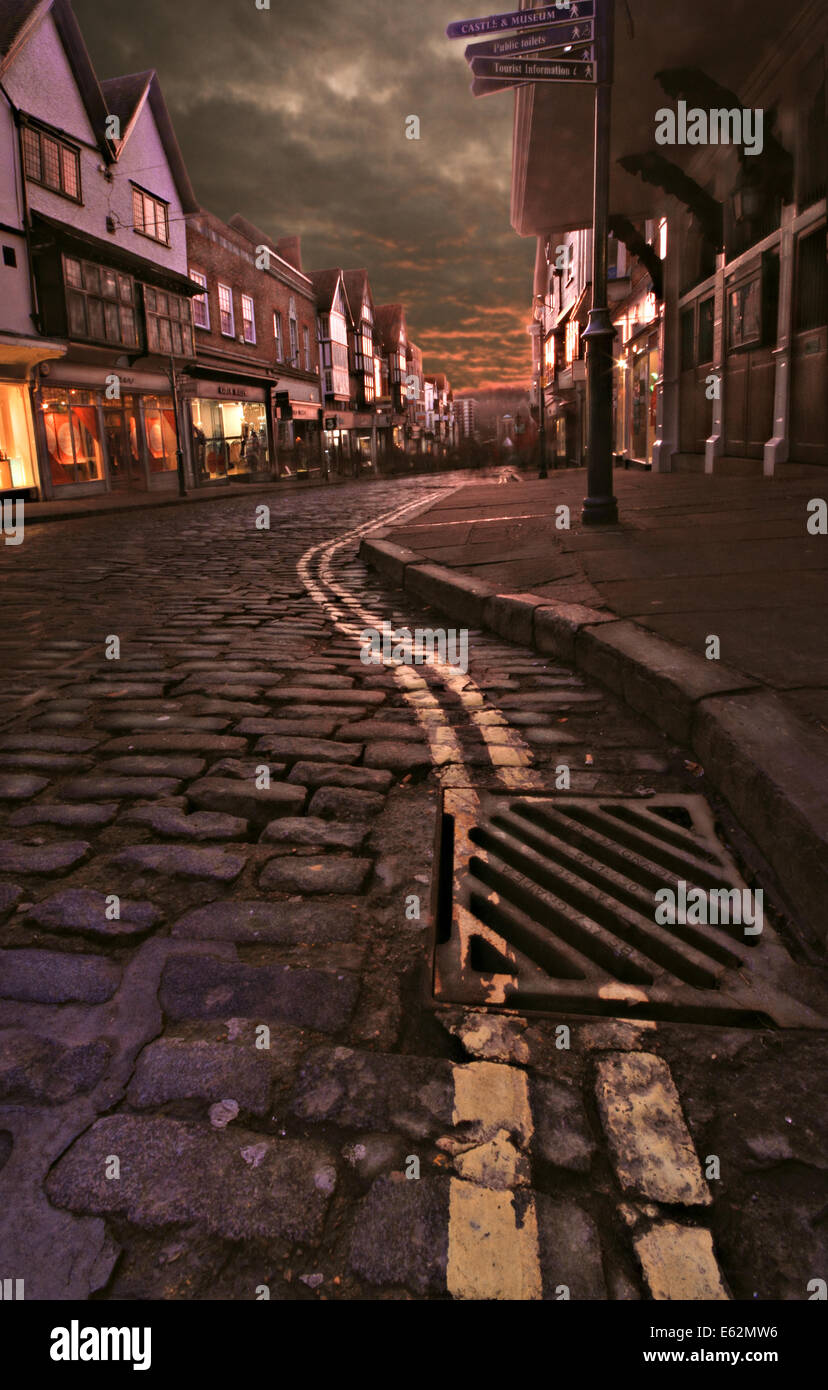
<box><xmin>705</xmin><ymin>251</ymin><xmax>727</xmax><ymax>473</ymax></box>
<box><xmin>764</xmin><ymin>202</ymin><xmax>796</xmax><ymax>476</ymax></box>
<box><xmin>652</xmin><ymin>214</ymin><xmax>680</xmax><ymax>472</ymax></box>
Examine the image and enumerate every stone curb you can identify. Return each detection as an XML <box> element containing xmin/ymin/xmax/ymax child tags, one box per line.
<box><xmin>360</xmin><ymin>535</ymin><xmax>828</xmax><ymax>946</ymax></box>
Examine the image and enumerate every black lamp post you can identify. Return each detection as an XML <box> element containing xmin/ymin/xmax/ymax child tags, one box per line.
<box><xmin>581</xmin><ymin>0</ymin><xmax>618</xmax><ymax>525</ymax></box>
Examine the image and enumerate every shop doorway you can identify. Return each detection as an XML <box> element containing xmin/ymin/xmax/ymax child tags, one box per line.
<box><xmin>631</xmin><ymin>342</ymin><xmax>658</xmax><ymax>464</ymax></box>
<box><xmin>104</xmin><ymin>394</ymin><xmax>145</xmax><ymax>490</ymax></box>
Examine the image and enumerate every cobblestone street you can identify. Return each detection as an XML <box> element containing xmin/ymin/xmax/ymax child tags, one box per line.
<box><xmin>1</xmin><ymin>476</ymin><xmax>826</xmax><ymax>1302</ymax></box>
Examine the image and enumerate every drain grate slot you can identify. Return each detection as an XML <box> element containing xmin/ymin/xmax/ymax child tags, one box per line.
<box><xmin>432</xmin><ymin>791</ymin><xmax>828</xmax><ymax>1028</ymax></box>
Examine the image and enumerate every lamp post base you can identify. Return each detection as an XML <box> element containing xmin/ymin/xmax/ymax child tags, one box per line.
<box><xmin>581</xmin><ymin>492</ymin><xmax>618</xmax><ymax>525</ymax></box>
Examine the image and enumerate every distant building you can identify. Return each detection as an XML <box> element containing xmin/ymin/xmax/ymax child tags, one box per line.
<box><xmin>426</xmin><ymin>372</ymin><xmax>456</xmax><ymax>454</ymax></box>
<box><xmin>455</xmin><ymin>397</ymin><xmax>478</xmax><ymax>441</ymax></box>
<box><xmin>374</xmin><ymin>303</ymin><xmax>409</xmax><ymax>453</ymax></box>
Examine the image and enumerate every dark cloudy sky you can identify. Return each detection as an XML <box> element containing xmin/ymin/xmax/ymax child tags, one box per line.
<box><xmin>73</xmin><ymin>0</ymin><xmax>536</xmax><ymax>391</ymax></box>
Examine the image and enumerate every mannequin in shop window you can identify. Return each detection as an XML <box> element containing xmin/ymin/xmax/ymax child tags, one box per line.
<box><xmin>192</xmin><ymin>422</ymin><xmax>206</xmax><ymax>479</ymax></box>
<box><xmin>244</xmin><ymin>427</ymin><xmax>261</xmax><ymax>469</ymax></box>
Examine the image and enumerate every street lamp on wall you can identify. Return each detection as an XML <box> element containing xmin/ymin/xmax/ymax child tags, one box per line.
<box><xmin>731</xmin><ymin>164</ymin><xmax>764</xmax><ymax>225</ymax></box>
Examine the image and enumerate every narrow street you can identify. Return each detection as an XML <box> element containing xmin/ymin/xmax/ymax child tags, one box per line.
<box><xmin>1</xmin><ymin>475</ymin><xmax>825</xmax><ymax>1303</ymax></box>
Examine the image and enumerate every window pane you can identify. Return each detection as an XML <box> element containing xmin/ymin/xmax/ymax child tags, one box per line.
<box><xmin>120</xmin><ymin>306</ymin><xmax>136</xmax><ymax>345</ymax></box>
<box><xmin>61</xmin><ymin>145</ymin><xmax>79</xmax><ymax>199</ymax></box>
<box><xmin>680</xmin><ymin>308</ymin><xmax>695</xmax><ymax>371</ymax></box>
<box><xmin>180</xmin><ymin>324</ymin><xmax>193</xmax><ymax>355</ymax></box>
<box><xmin>104</xmin><ymin>300</ymin><xmax>121</xmax><ymax>342</ymax></box>
<box><xmin>158</xmin><ymin>317</ymin><xmax>172</xmax><ymax>353</ymax></box>
<box><xmin>132</xmin><ymin>188</ymin><xmax>143</xmax><ymax>232</ymax></box>
<box><xmin>168</xmin><ymin>295</ymin><xmax>180</xmax><ymax>320</ymax></box>
<box><xmin>67</xmin><ymin>291</ymin><xmax>86</xmax><ymax>336</ymax></box>
<box><xmin>70</xmin><ymin>402</ymin><xmax>103</xmax><ymax>481</ymax></box>
<box><xmin>143</xmin><ymin>194</ymin><xmax>155</xmax><ymax>237</ymax></box>
<box><xmin>82</xmin><ymin>263</ymin><xmax>100</xmax><ymax>294</ymax></box>
<box><xmin>119</xmin><ymin>274</ymin><xmax>133</xmax><ymax>303</ymax></box>
<box><xmin>87</xmin><ymin>298</ymin><xmax>105</xmax><ymax>340</ymax></box>
<box><xmin>64</xmin><ymin>257</ymin><xmax>82</xmax><ymax>288</ymax></box>
<box><xmin>22</xmin><ymin>128</ymin><xmax>41</xmax><ymax>181</ymax></box>
<box><xmin>698</xmin><ymin>298</ymin><xmax>715</xmax><ymax>363</ymax></box>
<box><xmin>147</xmin><ymin>316</ymin><xmax>159</xmax><ymax>352</ymax></box>
<box><xmin>156</xmin><ymin>291</ymin><xmax>168</xmax><ymax>316</ymax></box>
<box><xmin>42</xmin><ymin>136</ymin><xmax>60</xmax><ymax>189</ymax></box>
<box><xmin>145</xmin><ymin>399</ymin><xmax>177</xmax><ymax>472</ymax></box>
<box><xmin>144</xmin><ymin>287</ymin><xmax>156</xmax><ymax>313</ymax></box>
<box><xmin>101</xmin><ymin>267</ymin><xmax>118</xmax><ymax>300</ymax></box>
<box><xmin>170</xmin><ymin>320</ymin><xmax>182</xmax><ymax>354</ymax></box>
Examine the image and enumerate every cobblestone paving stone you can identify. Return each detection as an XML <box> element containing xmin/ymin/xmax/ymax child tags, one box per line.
<box><xmin>0</xmin><ymin>474</ymin><xmax>825</xmax><ymax>1301</ymax></box>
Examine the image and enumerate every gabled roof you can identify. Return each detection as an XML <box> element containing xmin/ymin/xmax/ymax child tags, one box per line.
<box><xmin>102</xmin><ymin>68</ymin><xmax>198</xmax><ymax>214</ymax></box>
<box><xmin>0</xmin><ymin>0</ymin><xmax>44</xmax><ymax>62</ymax></box>
<box><xmin>374</xmin><ymin>303</ymin><xmax>405</xmax><ymax>352</ymax></box>
<box><xmin>309</xmin><ymin>267</ymin><xmax>349</xmax><ymax>316</ymax></box>
<box><xmin>1</xmin><ymin>0</ymin><xmax>110</xmax><ymax>150</ymax></box>
<box><xmin>100</xmin><ymin>70</ymin><xmax>150</xmax><ymax>139</ymax></box>
<box><xmin>1</xmin><ymin>2</ymin><xmax>197</xmax><ymax>212</ymax></box>
<box><xmin>342</xmin><ymin>269</ymin><xmax>373</xmax><ymax>319</ymax></box>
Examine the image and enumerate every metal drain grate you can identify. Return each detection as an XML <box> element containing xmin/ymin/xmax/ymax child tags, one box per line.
<box><xmin>432</xmin><ymin>791</ymin><xmax>827</xmax><ymax>1028</ymax></box>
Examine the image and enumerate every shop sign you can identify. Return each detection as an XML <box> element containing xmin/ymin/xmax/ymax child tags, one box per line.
<box><xmin>42</xmin><ymin>362</ymin><xmax>170</xmax><ymax>392</ymax></box>
<box><xmin>217</xmin><ymin>384</ymin><xmax>253</xmax><ymax>400</ymax></box>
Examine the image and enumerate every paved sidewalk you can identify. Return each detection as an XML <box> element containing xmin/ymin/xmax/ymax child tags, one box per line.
<box><xmin>363</xmin><ymin>465</ymin><xmax>828</xmax><ymax>947</ymax></box>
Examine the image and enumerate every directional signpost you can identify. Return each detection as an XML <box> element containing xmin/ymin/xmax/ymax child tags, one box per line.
<box><xmin>464</xmin><ymin>16</ymin><xmax>593</xmax><ymax>61</ymax></box>
<box><xmin>448</xmin><ymin>0</ymin><xmax>618</xmax><ymax>519</ymax></box>
<box><xmin>446</xmin><ymin>1</ymin><xmax>593</xmax><ymax>40</ymax></box>
<box><xmin>470</xmin><ymin>54</ymin><xmax>594</xmax><ymax>82</ymax></box>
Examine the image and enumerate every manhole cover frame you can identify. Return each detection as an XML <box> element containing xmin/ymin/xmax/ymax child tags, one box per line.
<box><xmin>429</xmin><ymin>788</ymin><xmax>828</xmax><ymax>1030</ymax></box>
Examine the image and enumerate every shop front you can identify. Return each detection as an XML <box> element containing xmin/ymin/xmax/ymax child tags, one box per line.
<box><xmin>182</xmin><ymin>379</ymin><xmax>272</xmax><ymax>485</ymax></box>
<box><xmin>0</xmin><ymin>336</ymin><xmax>66</xmax><ymax>499</ymax></box>
<box><xmin>33</xmin><ymin>361</ymin><xmax>181</xmax><ymax>498</ymax></box>
<box><xmin>278</xmin><ymin>398</ymin><xmax>322</xmax><ymax>477</ymax></box>
<box><xmin>628</xmin><ymin>328</ymin><xmax>660</xmax><ymax>465</ymax></box>
<box><xmin>322</xmin><ymin>410</ymin><xmax>356</xmax><ymax>476</ymax></box>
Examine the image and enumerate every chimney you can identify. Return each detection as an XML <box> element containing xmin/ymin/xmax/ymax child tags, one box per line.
<box><xmin>276</xmin><ymin>236</ymin><xmax>302</xmax><ymax>272</ymax></box>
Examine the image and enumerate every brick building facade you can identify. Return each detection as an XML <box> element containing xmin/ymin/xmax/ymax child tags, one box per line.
<box><xmin>184</xmin><ymin>210</ymin><xmax>321</xmax><ymax>484</ymax></box>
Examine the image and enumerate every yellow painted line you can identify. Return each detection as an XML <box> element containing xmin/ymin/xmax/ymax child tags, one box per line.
<box><xmin>447</xmin><ymin>1180</ymin><xmax>542</xmax><ymax>1301</ymax></box>
<box><xmin>446</xmin><ymin>1061</ymin><xmax>542</xmax><ymax>1300</ymax></box>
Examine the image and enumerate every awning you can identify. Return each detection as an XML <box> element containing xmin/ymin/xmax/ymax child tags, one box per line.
<box><xmin>0</xmin><ymin>333</ymin><xmax>66</xmax><ymax>375</ymax></box>
<box><xmin>289</xmin><ymin>401</ymin><xmax>321</xmax><ymax>420</ymax></box>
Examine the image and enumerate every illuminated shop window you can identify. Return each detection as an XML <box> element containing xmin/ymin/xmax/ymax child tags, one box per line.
<box><xmin>41</xmin><ymin>386</ymin><xmax>104</xmax><ymax>485</ymax></box>
<box><xmin>0</xmin><ymin>383</ymin><xmax>38</xmax><ymax>489</ymax></box>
